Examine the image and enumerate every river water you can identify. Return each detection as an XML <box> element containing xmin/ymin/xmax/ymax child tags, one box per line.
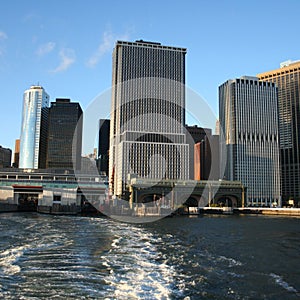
<box><xmin>0</xmin><ymin>213</ymin><xmax>299</xmax><ymax>299</ymax></box>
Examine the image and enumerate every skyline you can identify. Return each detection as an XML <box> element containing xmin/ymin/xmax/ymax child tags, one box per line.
<box><xmin>1</xmin><ymin>0</ymin><xmax>300</xmax><ymax>153</ymax></box>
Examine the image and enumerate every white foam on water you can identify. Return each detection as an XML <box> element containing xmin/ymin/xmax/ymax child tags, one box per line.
<box><xmin>0</xmin><ymin>245</ymin><xmax>26</xmax><ymax>275</ymax></box>
<box><xmin>101</xmin><ymin>225</ymin><xmax>184</xmax><ymax>299</ymax></box>
<box><xmin>270</xmin><ymin>273</ymin><xmax>298</xmax><ymax>293</ymax></box>
<box><xmin>227</xmin><ymin>271</ymin><xmax>244</xmax><ymax>278</ymax></box>
<box><xmin>218</xmin><ymin>256</ymin><xmax>243</xmax><ymax>267</ymax></box>
<box><xmin>111</xmin><ymin>236</ymin><xmax>122</xmax><ymax>249</ymax></box>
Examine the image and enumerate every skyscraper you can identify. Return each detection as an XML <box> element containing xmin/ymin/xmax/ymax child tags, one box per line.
<box><xmin>46</xmin><ymin>98</ymin><xmax>83</xmax><ymax>170</ymax></box>
<box><xmin>0</xmin><ymin>146</ymin><xmax>12</xmax><ymax>168</ymax></box>
<box><xmin>98</xmin><ymin>119</ymin><xmax>110</xmax><ymax>175</ymax></box>
<box><xmin>219</xmin><ymin>76</ymin><xmax>281</xmax><ymax>207</ymax></box>
<box><xmin>109</xmin><ymin>40</ymin><xmax>189</xmax><ymax>196</ymax></box>
<box><xmin>19</xmin><ymin>85</ymin><xmax>49</xmax><ymax>169</ymax></box>
<box><xmin>257</xmin><ymin>60</ymin><xmax>300</xmax><ymax>205</ymax></box>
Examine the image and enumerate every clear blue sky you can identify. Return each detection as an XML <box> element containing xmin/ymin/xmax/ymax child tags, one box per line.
<box><xmin>1</xmin><ymin>0</ymin><xmax>300</xmax><ymax>155</ymax></box>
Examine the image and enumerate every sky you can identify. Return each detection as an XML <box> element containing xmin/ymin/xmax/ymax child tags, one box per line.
<box><xmin>1</xmin><ymin>0</ymin><xmax>300</xmax><ymax>155</ymax></box>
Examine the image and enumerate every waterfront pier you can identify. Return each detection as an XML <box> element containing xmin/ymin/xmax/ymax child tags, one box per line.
<box><xmin>127</xmin><ymin>176</ymin><xmax>245</xmax><ymax>216</ymax></box>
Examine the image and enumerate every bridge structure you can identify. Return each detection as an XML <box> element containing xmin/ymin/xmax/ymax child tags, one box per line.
<box><xmin>127</xmin><ymin>177</ymin><xmax>246</xmax><ymax>215</ymax></box>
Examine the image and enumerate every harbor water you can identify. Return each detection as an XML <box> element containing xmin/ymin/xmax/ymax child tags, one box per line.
<box><xmin>0</xmin><ymin>213</ymin><xmax>299</xmax><ymax>299</ymax></box>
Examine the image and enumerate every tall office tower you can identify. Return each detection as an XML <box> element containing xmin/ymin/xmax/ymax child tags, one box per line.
<box><xmin>46</xmin><ymin>98</ymin><xmax>83</xmax><ymax>170</ymax></box>
<box><xmin>98</xmin><ymin>119</ymin><xmax>110</xmax><ymax>175</ymax></box>
<box><xmin>13</xmin><ymin>139</ymin><xmax>20</xmax><ymax>168</ymax></box>
<box><xmin>0</xmin><ymin>146</ymin><xmax>12</xmax><ymax>168</ymax></box>
<box><xmin>219</xmin><ymin>76</ymin><xmax>281</xmax><ymax>207</ymax></box>
<box><xmin>258</xmin><ymin>60</ymin><xmax>300</xmax><ymax>205</ymax></box>
<box><xmin>19</xmin><ymin>85</ymin><xmax>49</xmax><ymax>169</ymax></box>
<box><xmin>109</xmin><ymin>40</ymin><xmax>189</xmax><ymax>196</ymax></box>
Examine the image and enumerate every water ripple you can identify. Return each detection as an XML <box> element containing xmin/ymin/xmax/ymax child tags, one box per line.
<box><xmin>0</xmin><ymin>213</ymin><xmax>299</xmax><ymax>299</ymax></box>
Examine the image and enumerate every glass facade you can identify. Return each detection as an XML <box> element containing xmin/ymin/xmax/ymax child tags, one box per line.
<box><xmin>219</xmin><ymin>77</ymin><xmax>281</xmax><ymax>207</ymax></box>
<box><xmin>19</xmin><ymin>86</ymin><xmax>49</xmax><ymax>169</ymax></box>
<box><xmin>98</xmin><ymin>119</ymin><xmax>110</xmax><ymax>175</ymax></box>
<box><xmin>46</xmin><ymin>99</ymin><xmax>83</xmax><ymax>170</ymax></box>
<box><xmin>0</xmin><ymin>146</ymin><xmax>12</xmax><ymax>168</ymax></box>
<box><xmin>258</xmin><ymin>61</ymin><xmax>300</xmax><ymax>204</ymax></box>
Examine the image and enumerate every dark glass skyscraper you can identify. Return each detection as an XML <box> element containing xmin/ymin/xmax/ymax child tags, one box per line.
<box><xmin>258</xmin><ymin>60</ymin><xmax>300</xmax><ymax>205</ymax></box>
<box><xmin>0</xmin><ymin>146</ymin><xmax>12</xmax><ymax>168</ymax></box>
<box><xmin>46</xmin><ymin>98</ymin><xmax>83</xmax><ymax>170</ymax></box>
<box><xmin>98</xmin><ymin>119</ymin><xmax>110</xmax><ymax>175</ymax></box>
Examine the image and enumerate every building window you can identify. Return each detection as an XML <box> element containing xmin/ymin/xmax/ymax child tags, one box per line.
<box><xmin>53</xmin><ymin>195</ymin><xmax>61</xmax><ymax>202</ymax></box>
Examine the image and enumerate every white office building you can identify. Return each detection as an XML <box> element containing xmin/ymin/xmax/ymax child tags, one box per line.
<box><xmin>109</xmin><ymin>40</ymin><xmax>189</xmax><ymax>196</ymax></box>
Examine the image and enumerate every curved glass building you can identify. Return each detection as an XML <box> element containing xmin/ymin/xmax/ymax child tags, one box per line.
<box><xmin>19</xmin><ymin>85</ymin><xmax>49</xmax><ymax>169</ymax></box>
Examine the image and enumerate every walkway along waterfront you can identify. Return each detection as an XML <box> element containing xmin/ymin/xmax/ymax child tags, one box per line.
<box><xmin>198</xmin><ymin>207</ymin><xmax>300</xmax><ymax>216</ymax></box>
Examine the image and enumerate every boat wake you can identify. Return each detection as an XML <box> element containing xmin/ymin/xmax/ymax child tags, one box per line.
<box><xmin>270</xmin><ymin>273</ymin><xmax>299</xmax><ymax>294</ymax></box>
<box><xmin>101</xmin><ymin>225</ymin><xmax>184</xmax><ymax>299</ymax></box>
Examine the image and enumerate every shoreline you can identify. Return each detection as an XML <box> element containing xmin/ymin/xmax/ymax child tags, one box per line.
<box><xmin>1</xmin><ymin>203</ymin><xmax>300</xmax><ymax>218</ymax></box>
<box><xmin>198</xmin><ymin>207</ymin><xmax>300</xmax><ymax>217</ymax></box>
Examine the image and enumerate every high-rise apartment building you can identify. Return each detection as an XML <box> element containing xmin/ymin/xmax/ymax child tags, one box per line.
<box><xmin>46</xmin><ymin>98</ymin><xmax>83</xmax><ymax>170</ymax></box>
<box><xmin>19</xmin><ymin>85</ymin><xmax>49</xmax><ymax>169</ymax></box>
<box><xmin>257</xmin><ymin>60</ymin><xmax>300</xmax><ymax>204</ymax></box>
<box><xmin>109</xmin><ymin>40</ymin><xmax>189</xmax><ymax>196</ymax></box>
<box><xmin>219</xmin><ymin>76</ymin><xmax>281</xmax><ymax>207</ymax></box>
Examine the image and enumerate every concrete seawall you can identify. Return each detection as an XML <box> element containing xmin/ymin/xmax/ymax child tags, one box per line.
<box><xmin>235</xmin><ymin>207</ymin><xmax>300</xmax><ymax>216</ymax></box>
<box><xmin>0</xmin><ymin>203</ymin><xmax>18</xmax><ymax>212</ymax></box>
<box><xmin>199</xmin><ymin>207</ymin><xmax>300</xmax><ymax>216</ymax></box>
